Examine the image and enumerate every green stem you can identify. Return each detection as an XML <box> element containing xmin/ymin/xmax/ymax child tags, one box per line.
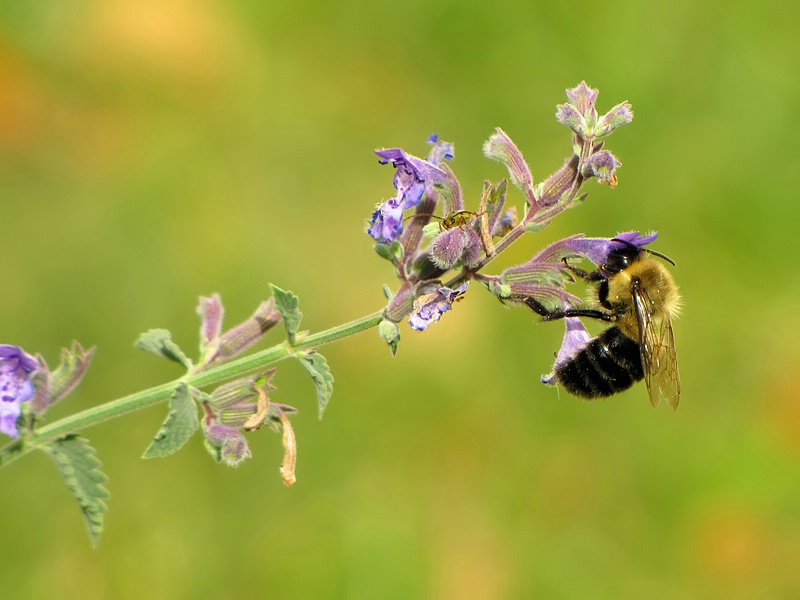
<box><xmin>0</xmin><ymin>310</ymin><xmax>385</xmax><ymax>469</ymax></box>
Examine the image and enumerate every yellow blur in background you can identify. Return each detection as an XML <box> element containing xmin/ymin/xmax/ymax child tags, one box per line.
<box><xmin>2</xmin><ymin>1</ymin><xmax>800</xmax><ymax>598</ymax></box>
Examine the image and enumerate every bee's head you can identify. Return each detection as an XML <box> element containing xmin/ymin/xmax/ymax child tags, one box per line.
<box><xmin>605</xmin><ymin>238</ymin><xmax>675</xmax><ymax>273</ymax></box>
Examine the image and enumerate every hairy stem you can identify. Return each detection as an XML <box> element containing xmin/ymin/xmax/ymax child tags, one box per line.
<box><xmin>0</xmin><ymin>310</ymin><xmax>385</xmax><ymax>469</ymax></box>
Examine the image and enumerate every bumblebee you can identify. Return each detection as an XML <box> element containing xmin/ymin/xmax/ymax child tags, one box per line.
<box><xmin>525</xmin><ymin>238</ymin><xmax>681</xmax><ymax>408</ymax></box>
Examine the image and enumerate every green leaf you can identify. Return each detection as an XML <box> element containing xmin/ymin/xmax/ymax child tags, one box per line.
<box><xmin>142</xmin><ymin>383</ymin><xmax>200</xmax><ymax>459</ymax></box>
<box><xmin>135</xmin><ymin>329</ymin><xmax>193</xmax><ymax>370</ymax></box>
<box><xmin>374</xmin><ymin>242</ymin><xmax>393</xmax><ymax>262</ymax></box>
<box><xmin>297</xmin><ymin>351</ymin><xmax>334</xmax><ymax>419</ymax></box>
<box><xmin>44</xmin><ymin>434</ymin><xmax>110</xmax><ymax>546</ymax></box>
<box><xmin>270</xmin><ymin>285</ymin><xmax>303</xmax><ymax>345</ymax></box>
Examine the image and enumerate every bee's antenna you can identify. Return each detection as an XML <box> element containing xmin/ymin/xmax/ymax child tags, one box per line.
<box><xmin>611</xmin><ymin>237</ymin><xmax>676</xmax><ymax>266</ymax></box>
<box><xmin>642</xmin><ymin>247</ymin><xmax>676</xmax><ymax>266</ymax></box>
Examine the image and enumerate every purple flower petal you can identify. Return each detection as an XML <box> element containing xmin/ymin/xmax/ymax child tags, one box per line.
<box><xmin>368</xmin><ymin>198</ymin><xmax>405</xmax><ymax>243</ymax></box>
<box><xmin>0</xmin><ymin>396</ymin><xmax>23</xmax><ymax>438</ymax></box>
<box><xmin>0</xmin><ymin>345</ymin><xmax>38</xmax><ymax>438</ymax></box>
<box><xmin>408</xmin><ymin>282</ymin><xmax>469</xmax><ymax>331</ymax></box>
<box><xmin>542</xmin><ymin>317</ymin><xmax>592</xmax><ymax>385</ymax></box>
<box><xmin>426</xmin><ymin>133</ymin><xmax>455</xmax><ymax>166</ymax></box>
<box><xmin>369</xmin><ymin>147</ymin><xmax>448</xmax><ymax>244</ymax></box>
<box><xmin>0</xmin><ymin>345</ymin><xmax>38</xmax><ymax>375</ymax></box>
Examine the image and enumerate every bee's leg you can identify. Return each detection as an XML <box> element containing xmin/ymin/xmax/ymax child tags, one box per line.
<box><xmin>523</xmin><ymin>297</ymin><xmax>614</xmax><ymax>323</ymax></box>
<box><xmin>561</xmin><ymin>258</ymin><xmax>606</xmax><ymax>282</ymax></box>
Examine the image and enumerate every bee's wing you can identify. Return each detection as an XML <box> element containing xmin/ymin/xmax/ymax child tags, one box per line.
<box><xmin>632</xmin><ymin>286</ymin><xmax>681</xmax><ymax>409</ymax></box>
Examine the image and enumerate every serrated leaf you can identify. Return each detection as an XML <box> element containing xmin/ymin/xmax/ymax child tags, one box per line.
<box><xmin>270</xmin><ymin>285</ymin><xmax>303</xmax><ymax>344</ymax></box>
<box><xmin>142</xmin><ymin>383</ymin><xmax>199</xmax><ymax>459</ymax></box>
<box><xmin>45</xmin><ymin>434</ymin><xmax>110</xmax><ymax>546</ymax></box>
<box><xmin>297</xmin><ymin>351</ymin><xmax>334</xmax><ymax>419</ymax></box>
<box><xmin>135</xmin><ymin>329</ymin><xmax>193</xmax><ymax>370</ymax></box>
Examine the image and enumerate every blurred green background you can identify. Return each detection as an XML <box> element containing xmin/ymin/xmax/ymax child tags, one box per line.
<box><xmin>2</xmin><ymin>1</ymin><xmax>799</xmax><ymax>598</ymax></box>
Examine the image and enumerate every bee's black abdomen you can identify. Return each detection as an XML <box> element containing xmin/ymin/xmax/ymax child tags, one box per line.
<box><xmin>555</xmin><ymin>327</ymin><xmax>644</xmax><ymax>398</ymax></box>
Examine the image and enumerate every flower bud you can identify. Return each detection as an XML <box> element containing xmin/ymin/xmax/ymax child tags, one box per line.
<box><xmin>483</xmin><ymin>128</ymin><xmax>535</xmax><ymax>203</ymax></box>
<box><xmin>595</xmin><ymin>101</ymin><xmax>634</xmax><ymax>137</ymax></box>
<box><xmin>429</xmin><ymin>226</ymin><xmax>482</xmax><ymax>270</ymax></box>
<box><xmin>584</xmin><ymin>150</ymin><xmax>622</xmax><ymax>186</ymax></box>
<box><xmin>212</xmin><ymin>298</ymin><xmax>282</xmax><ymax>364</ymax></box>
<box><xmin>197</xmin><ymin>294</ymin><xmax>224</xmax><ymax>357</ymax></box>
<box><xmin>378</xmin><ymin>319</ymin><xmax>401</xmax><ymax>356</ymax></box>
<box><xmin>203</xmin><ymin>423</ymin><xmax>252</xmax><ymax>467</ymax></box>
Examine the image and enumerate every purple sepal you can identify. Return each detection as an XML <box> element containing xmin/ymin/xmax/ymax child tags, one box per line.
<box><xmin>44</xmin><ymin>341</ymin><xmax>96</xmax><ymax>411</ymax></box>
<box><xmin>408</xmin><ymin>282</ymin><xmax>469</xmax><ymax>331</ymax></box>
<box><xmin>203</xmin><ymin>423</ymin><xmax>252</xmax><ymax>467</ymax></box>
<box><xmin>595</xmin><ymin>102</ymin><xmax>634</xmax><ymax>137</ymax></box>
<box><xmin>585</xmin><ymin>150</ymin><xmax>621</xmax><ymax>182</ymax></box>
<box><xmin>483</xmin><ymin>128</ymin><xmax>535</xmax><ymax>204</ymax></box>
<box><xmin>198</xmin><ymin>294</ymin><xmax>224</xmax><ymax>350</ymax></box>
<box><xmin>430</xmin><ymin>227</ymin><xmax>482</xmax><ymax>270</ymax></box>
<box><xmin>565</xmin><ymin>81</ymin><xmax>599</xmax><ymax>118</ymax></box>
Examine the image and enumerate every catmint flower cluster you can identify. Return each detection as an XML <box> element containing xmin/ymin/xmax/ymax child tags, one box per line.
<box><xmin>368</xmin><ymin>81</ymin><xmax>634</xmax><ymax>349</ymax></box>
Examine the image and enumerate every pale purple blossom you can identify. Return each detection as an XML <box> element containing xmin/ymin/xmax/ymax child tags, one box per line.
<box><xmin>369</xmin><ymin>147</ymin><xmax>448</xmax><ymax>244</ymax></box>
<box><xmin>0</xmin><ymin>345</ymin><xmax>38</xmax><ymax>438</ymax></box>
<box><xmin>542</xmin><ymin>317</ymin><xmax>592</xmax><ymax>385</ymax></box>
<box><xmin>409</xmin><ymin>282</ymin><xmax>469</xmax><ymax>331</ymax></box>
<box><xmin>426</xmin><ymin>134</ymin><xmax>454</xmax><ymax>166</ymax></box>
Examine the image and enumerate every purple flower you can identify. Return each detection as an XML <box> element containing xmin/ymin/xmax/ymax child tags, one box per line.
<box><xmin>369</xmin><ymin>147</ymin><xmax>447</xmax><ymax>244</ymax></box>
<box><xmin>0</xmin><ymin>345</ymin><xmax>38</xmax><ymax>438</ymax></box>
<box><xmin>542</xmin><ymin>317</ymin><xmax>592</xmax><ymax>385</ymax></box>
<box><xmin>368</xmin><ymin>198</ymin><xmax>405</xmax><ymax>244</ymax></box>
<box><xmin>535</xmin><ymin>231</ymin><xmax>658</xmax><ymax>270</ymax></box>
<box><xmin>427</xmin><ymin>134</ymin><xmax>455</xmax><ymax>166</ymax></box>
<box><xmin>408</xmin><ymin>282</ymin><xmax>468</xmax><ymax>331</ymax></box>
